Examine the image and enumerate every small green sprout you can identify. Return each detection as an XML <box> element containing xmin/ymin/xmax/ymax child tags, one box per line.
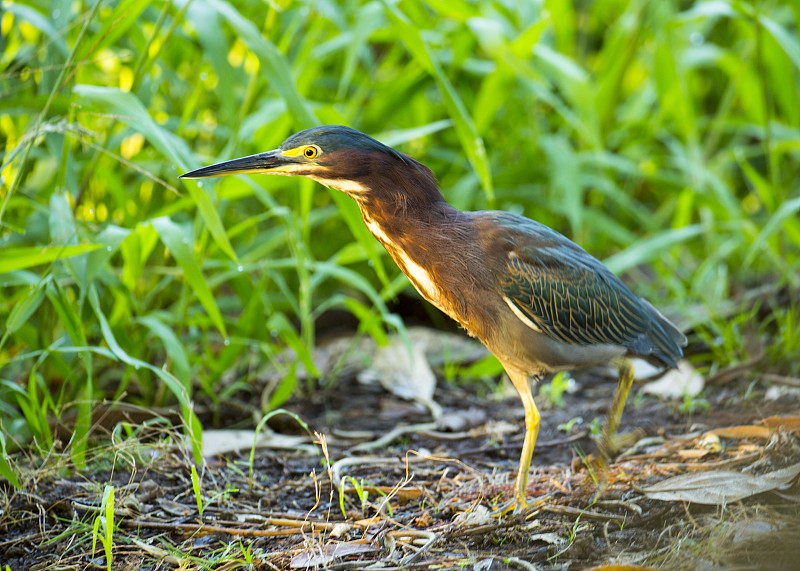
<box><xmin>539</xmin><ymin>371</ymin><xmax>572</xmax><ymax>408</ymax></box>
<box><xmin>558</xmin><ymin>416</ymin><xmax>583</xmax><ymax>432</ymax></box>
<box><xmin>91</xmin><ymin>485</ymin><xmax>114</xmax><ymax>571</ymax></box>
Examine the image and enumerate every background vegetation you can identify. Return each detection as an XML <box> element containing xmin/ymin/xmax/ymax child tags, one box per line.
<box><xmin>1</xmin><ymin>0</ymin><xmax>798</xmax><ymax>469</ymax></box>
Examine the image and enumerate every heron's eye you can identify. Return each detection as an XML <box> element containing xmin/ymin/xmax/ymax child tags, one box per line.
<box><xmin>303</xmin><ymin>146</ymin><xmax>319</xmax><ymax>159</ymax></box>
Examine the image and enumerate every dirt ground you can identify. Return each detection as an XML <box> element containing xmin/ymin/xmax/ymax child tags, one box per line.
<box><xmin>2</xmin><ymin>348</ymin><xmax>800</xmax><ymax>570</ymax></box>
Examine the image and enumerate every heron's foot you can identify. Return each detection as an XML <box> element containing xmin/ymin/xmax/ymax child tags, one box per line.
<box><xmin>600</xmin><ymin>427</ymin><xmax>645</xmax><ymax>457</ymax></box>
<box><xmin>490</xmin><ymin>497</ymin><xmax>527</xmax><ymax>518</ymax></box>
<box><xmin>490</xmin><ymin>492</ymin><xmax>551</xmax><ymax>518</ymax></box>
<box><xmin>590</xmin><ymin>454</ymin><xmax>610</xmax><ymax>505</ymax></box>
<box><xmin>590</xmin><ymin>428</ymin><xmax>644</xmax><ymax>504</ymax></box>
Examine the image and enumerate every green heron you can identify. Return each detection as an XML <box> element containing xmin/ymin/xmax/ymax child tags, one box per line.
<box><xmin>181</xmin><ymin>125</ymin><xmax>686</xmax><ymax>513</ymax></box>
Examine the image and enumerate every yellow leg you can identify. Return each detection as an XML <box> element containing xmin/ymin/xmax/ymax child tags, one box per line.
<box><xmin>595</xmin><ymin>358</ymin><xmax>635</xmax><ymax>498</ymax></box>
<box><xmin>494</xmin><ymin>369</ymin><xmax>541</xmax><ymax>516</ymax></box>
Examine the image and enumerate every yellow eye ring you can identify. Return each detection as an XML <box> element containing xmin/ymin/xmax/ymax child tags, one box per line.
<box><xmin>303</xmin><ymin>146</ymin><xmax>319</xmax><ymax>159</ymax></box>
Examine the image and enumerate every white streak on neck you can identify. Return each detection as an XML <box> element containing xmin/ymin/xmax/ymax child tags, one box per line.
<box><xmin>363</xmin><ymin>215</ymin><xmax>392</xmax><ymax>245</ymax></box>
<box><xmin>397</xmin><ymin>250</ymin><xmax>441</xmax><ymax>304</ymax></box>
<box><xmin>362</xmin><ymin>213</ymin><xmax>441</xmax><ymax>305</ymax></box>
<box><xmin>308</xmin><ymin>176</ymin><xmax>368</xmax><ymax>194</ymax></box>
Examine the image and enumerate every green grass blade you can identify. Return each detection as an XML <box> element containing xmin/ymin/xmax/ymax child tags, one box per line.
<box><xmin>72</xmin><ymin>0</ymin><xmax>148</xmax><ymax>65</ymax></box>
<box><xmin>337</xmin><ymin>2</ymin><xmax>384</xmax><ymax>98</ymax></box>
<box><xmin>73</xmin><ymin>84</ymin><xmax>238</xmax><ymax>262</ymax></box>
<box><xmin>151</xmin><ymin>216</ymin><xmax>227</xmax><ymax>337</ymax></box>
<box><xmin>44</xmin><ymin>280</ymin><xmax>92</xmax><ymax>466</ymax></box>
<box><xmin>0</xmin><ymin>432</ymin><xmax>20</xmax><ymax>488</ymax></box>
<box><xmin>0</xmin><ymin>245</ymin><xmax>103</xmax><ymax>274</ymax></box>
<box><xmin>745</xmin><ymin>194</ymin><xmax>800</xmax><ymax>269</ymax></box>
<box><xmin>119</xmin><ymin>223</ymin><xmax>159</xmax><ymax>293</ymax></box>
<box><xmin>187</xmin><ymin>2</ymin><xmax>238</xmax><ymax>124</ymax></box>
<box><xmin>0</xmin><ymin>0</ymin><xmax>102</xmax><ymax>227</ymax></box>
<box><xmin>191</xmin><ymin>465</ymin><xmax>204</xmax><ymax>517</ymax></box>
<box><xmin>266</xmin><ymin>312</ymin><xmax>319</xmax><ymax>378</ymax></box>
<box><xmin>87</xmin><ymin>285</ymin><xmax>191</xmax><ymax>409</ymax></box>
<box><xmin>759</xmin><ymin>13</ymin><xmax>800</xmax><ymax>70</ymax></box>
<box><xmin>204</xmin><ymin>0</ymin><xmax>318</xmax><ymax>127</ymax></box>
<box><xmin>48</xmin><ymin>191</ymin><xmax>87</xmax><ymax>289</ymax></box>
<box><xmin>604</xmin><ymin>225</ymin><xmax>703</xmax><ymax>274</ymax></box>
<box><xmin>45</xmin><ymin>281</ymin><xmax>88</xmax><ymax>348</ymax></box>
<box><xmin>84</xmin><ymin>225</ymin><xmax>131</xmax><ymax>292</ymax></box>
<box><xmin>385</xmin><ymin>3</ymin><xmax>494</xmax><ymax>205</ymax></box>
<box><xmin>136</xmin><ymin>314</ymin><xmax>192</xmax><ymax>392</ymax></box>
<box><xmin>6</xmin><ymin>280</ymin><xmax>48</xmax><ymax>334</ymax></box>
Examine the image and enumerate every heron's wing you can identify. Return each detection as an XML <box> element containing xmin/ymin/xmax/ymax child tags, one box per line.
<box><xmin>499</xmin><ymin>247</ymin><xmax>651</xmax><ymax>348</ymax></box>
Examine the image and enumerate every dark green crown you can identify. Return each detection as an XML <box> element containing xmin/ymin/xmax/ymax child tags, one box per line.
<box><xmin>281</xmin><ymin>125</ymin><xmax>414</xmax><ymax>166</ymax></box>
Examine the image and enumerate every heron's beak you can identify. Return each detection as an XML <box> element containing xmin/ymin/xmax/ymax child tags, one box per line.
<box><xmin>180</xmin><ymin>149</ymin><xmax>298</xmax><ymax>179</ymax></box>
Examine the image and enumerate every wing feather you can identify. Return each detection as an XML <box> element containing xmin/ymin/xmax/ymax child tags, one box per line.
<box><xmin>500</xmin><ymin>249</ymin><xmax>650</xmax><ymax>348</ymax></box>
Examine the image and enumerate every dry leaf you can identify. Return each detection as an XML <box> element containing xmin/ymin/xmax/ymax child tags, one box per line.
<box><xmin>641</xmin><ymin>462</ymin><xmax>800</xmax><ymax>505</ymax></box>
<box><xmin>585</xmin><ymin>566</ymin><xmax>660</xmax><ymax>571</ymax></box>
<box><xmin>710</xmin><ymin>426</ymin><xmax>771</xmax><ymax>440</ymax></box>
<box><xmin>329</xmin><ymin>523</ymin><xmax>353</xmax><ymax>538</ymax></box>
<box><xmin>286</xmin><ymin>327</ymin><xmax>488</xmax><ymax>418</ymax></box>
<box><xmin>760</xmin><ymin>415</ymin><xmax>800</xmax><ymax>433</ymax></box>
<box><xmin>725</xmin><ymin>519</ymin><xmax>784</xmax><ymax>544</ymax></box>
<box><xmin>436</xmin><ymin>407</ymin><xmax>488</xmax><ymax>432</ymax></box>
<box><xmin>359</xmin><ymin>339</ymin><xmax>442</xmax><ymax>418</ymax></box>
<box><xmin>764</xmin><ymin>386</ymin><xmax>800</xmax><ymax>401</ymax></box>
<box><xmin>642</xmin><ymin>360</ymin><xmax>704</xmax><ymax>399</ymax></box>
<box><xmin>677</xmin><ymin>449</ymin><xmax>711</xmax><ymax>460</ymax></box>
<box><xmin>128</xmin><ymin>538</ymin><xmax>180</xmax><ymax>565</ymax></box>
<box><xmin>200</xmin><ymin>429</ymin><xmax>314</xmax><ymax>456</ymax></box>
<box><xmin>341</xmin><ymin>485</ymin><xmax>422</xmax><ymax>502</ymax></box>
<box><xmin>453</xmin><ymin>505</ymin><xmax>492</xmax><ymax>527</ymax></box>
<box><xmin>290</xmin><ymin>542</ymin><xmax>377</xmax><ymax>568</ymax></box>
<box><xmin>402</xmin><ymin>326</ymin><xmax>489</xmax><ymax>366</ymax></box>
<box><xmin>529</xmin><ymin>532</ymin><xmax>565</xmax><ymax>545</ymax></box>
<box><xmin>156</xmin><ymin>498</ymin><xmax>193</xmax><ymax>517</ymax></box>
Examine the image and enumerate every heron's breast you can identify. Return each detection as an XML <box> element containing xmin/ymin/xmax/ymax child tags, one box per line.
<box><xmin>362</xmin><ymin>212</ymin><xmax>472</xmax><ymax>324</ymax></box>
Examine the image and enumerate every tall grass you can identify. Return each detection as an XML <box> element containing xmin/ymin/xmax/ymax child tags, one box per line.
<box><xmin>1</xmin><ymin>0</ymin><xmax>798</xmax><ymax>465</ymax></box>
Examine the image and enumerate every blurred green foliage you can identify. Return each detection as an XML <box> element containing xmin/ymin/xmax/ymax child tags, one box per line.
<box><xmin>1</xmin><ymin>0</ymin><xmax>799</xmax><ymax>462</ymax></box>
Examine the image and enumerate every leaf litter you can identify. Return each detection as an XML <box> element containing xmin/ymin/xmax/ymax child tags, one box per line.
<box><xmin>2</xmin><ymin>332</ymin><xmax>800</xmax><ymax>570</ymax></box>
